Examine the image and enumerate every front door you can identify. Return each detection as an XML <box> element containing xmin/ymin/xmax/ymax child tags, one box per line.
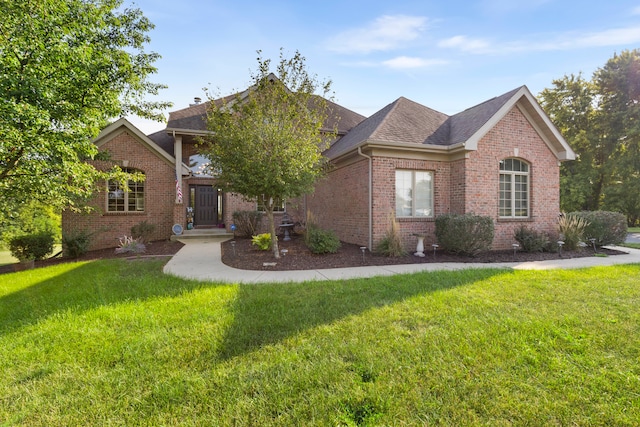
<box><xmin>193</xmin><ymin>186</ymin><xmax>218</xmax><ymax>226</ymax></box>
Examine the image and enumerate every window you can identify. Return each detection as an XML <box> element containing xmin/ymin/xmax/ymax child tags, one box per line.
<box><xmin>107</xmin><ymin>169</ymin><xmax>144</xmax><ymax>212</ymax></box>
<box><xmin>395</xmin><ymin>170</ymin><xmax>433</xmax><ymax>217</ymax></box>
<box><xmin>499</xmin><ymin>158</ymin><xmax>529</xmax><ymax>218</ymax></box>
<box><xmin>257</xmin><ymin>196</ymin><xmax>285</xmax><ymax>212</ymax></box>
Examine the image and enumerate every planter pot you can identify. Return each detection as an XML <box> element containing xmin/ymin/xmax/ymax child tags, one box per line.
<box><xmin>13</xmin><ymin>259</ymin><xmax>35</xmax><ymax>272</ymax></box>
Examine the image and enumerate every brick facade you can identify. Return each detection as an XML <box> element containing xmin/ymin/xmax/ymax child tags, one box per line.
<box><xmin>62</xmin><ymin>129</ymin><xmax>179</xmax><ymax>251</ymax></box>
<box><xmin>64</xmin><ymin>88</ymin><xmax>569</xmax><ymax>255</ymax></box>
<box><xmin>308</xmin><ymin>105</ymin><xmax>563</xmax><ymax>252</ymax></box>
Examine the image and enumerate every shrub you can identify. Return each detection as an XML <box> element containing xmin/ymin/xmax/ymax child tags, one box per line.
<box><xmin>115</xmin><ymin>236</ymin><xmax>146</xmax><ymax>254</ymax></box>
<box><xmin>9</xmin><ymin>232</ymin><xmax>55</xmax><ymax>261</ymax></box>
<box><xmin>570</xmin><ymin>211</ymin><xmax>628</xmax><ymax>247</ymax></box>
<box><xmin>376</xmin><ymin>215</ymin><xmax>406</xmax><ymax>257</ymax></box>
<box><xmin>131</xmin><ymin>220</ymin><xmax>156</xmax><ymax>243</ymax></box>
<box><xmin>305</xmin><ymin>227</ymin><xmax>341</xmax><ymax>254</ymax></box>
<box><xmin>557</xmin><ymin>213</ymin><xmax>589</xmax><ymax>250</ymax></box>
<box><xmin>232</xmin><ymin>210</ymin><xmax>264</xmax><ymax>237</ymax></box>
<box><xmin>435</xmin><ymin>213</ymin><xmax>494</xmax><ymax>256</ymax></box>
<box><xmin>514</xmin><ymin>225</ymin><xmax>550</xmax><ymax>253</ymax></box>
<box><xmin>62</xmin><ymin>229</ymin><xmax>92</xmax><ymax>258</ymax></box>
<box><xmin>251</xmin><ymin>233</ymin><xmax>273</xmax><ymax>250</ymax></box>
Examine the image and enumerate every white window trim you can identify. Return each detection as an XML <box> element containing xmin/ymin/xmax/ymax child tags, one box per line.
<box><xmin>256</xmin><ymin>196</ymin><xmax>286</xmax><ymax>213</ymax></box>
<box><xmin>395</xmin><ymin>170</ymin><xmax>434</xmax><ymax>218</ymax></box>
<box><xmin>499</xmin><ymin>159</ymin><xmax>529</xmax><ymax>219</ymax></box>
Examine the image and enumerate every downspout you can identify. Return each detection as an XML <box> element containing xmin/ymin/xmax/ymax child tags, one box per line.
<box><xmin>357</xmin><ymin>147</ymin><xmax>373</xmax><ymax>250</ymax></box>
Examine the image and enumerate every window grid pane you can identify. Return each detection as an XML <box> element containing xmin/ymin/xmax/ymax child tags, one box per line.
<box><xmin>499</xmin><ymin>159</ymin><xmax>529</xmax><ymax>218</ymax></box>
<box><xmin>107</xmin><ymin>169</ymin><xmax>144</xmax><ymax>213</ymax></box>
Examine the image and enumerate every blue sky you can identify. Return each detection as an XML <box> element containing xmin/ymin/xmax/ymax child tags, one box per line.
<box><xmin>129</xmin><ymin>0</ymin><xmax>640</xmax><ymax>134</ymax></box>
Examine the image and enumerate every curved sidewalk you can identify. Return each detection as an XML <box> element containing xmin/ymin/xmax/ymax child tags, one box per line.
<box><xmin>163</xmin><ymin>237</ymin><xmax>640</xmax><ymax>283</ymax></box>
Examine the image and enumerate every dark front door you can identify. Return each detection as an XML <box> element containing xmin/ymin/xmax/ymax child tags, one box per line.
<box><xmin>194</xmin><ymin>186</ymin><xmax>218</xmax><ymax>226</ymax></box>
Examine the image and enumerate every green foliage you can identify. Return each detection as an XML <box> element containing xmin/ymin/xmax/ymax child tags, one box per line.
<box><xmin>376</xmin><ymin>216</ymin><xmax>407</xmax><ymax>257</ymax></box>
<box><xmin>305</xmin><ymin>226</ymin><xmax>341</xmax><ymax>254</ymax></box>
<box><xmin>570</xmin><ymin>211</ymin><xmax>628</xmax><ymax>247</ymax></box>
<box><xmin>435</xmin><ymin>213</ymin><xmax>494</xmax><ymax>256</ymax></box>
<box><xmin>557</xmin><ymin>214</ymin><xmax>589</xmax><ymax>250</ymax></box>
<box><xmin>232</xmin><ymin>210</ymin><xmax>264</xmax><ymax>237</ymax></box>
<box><xmin>130</xmin><ymin>220</ymin><xmax>156</xmax><ymax>243</ymax></box>
<box><xmin>539</xmin><ymin>50</ymin><xmax>640</xmax><ymax>225</ymax></box>
<box><xmin>9</xmin><ymin>232</ymin><xmax>55</xmax><ymax>261</ymax></box>
<box><xmin>200</xmin><ymin>49</ymin><xmax>335</xmax><ymax>258</ymax></box>
<box><xmin>62</xmin><ymin>229</ymin><xmax>92</xmax><ymax>259</ymax></box>
<box><xmin>0</xmin><ymin>201</ymin><xmax>61</xmax><ymax>249</ymax></box>
<box><xmin>251</xmin><ymin>233</ymin><xmax>273</xmax><ymax>251</ymax></box>
<box><xmin>115</xmin><ymin>236</ymin><xmax>146</xmax><ymax>255</ymax></box>
<box><xmin>514</xmin><ymin>225</ymin><xmax>550</xmax><ymax>253</ymax></box>
<box><xmin>0</xmin><ymin>0</ymin><xmax>170</xmax><ymax>223</ymax></box>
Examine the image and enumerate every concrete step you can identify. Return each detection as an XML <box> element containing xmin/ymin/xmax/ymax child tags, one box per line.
<box><xmin>171</xmin><ymin>228</ymin><xmax>234</xmax><ymax>241</ymax></box>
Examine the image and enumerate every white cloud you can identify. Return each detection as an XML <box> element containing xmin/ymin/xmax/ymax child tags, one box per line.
<box><xmin>326</xmin><ymin>15</ymin><xmax>428</xmax><ymax>54</ymax></box>
<box><xmin>439</xmin><ymin>25</ymin><xmax>640</xmax><ymax>55</ymax></box>
<box><xmin>438</xmin><ymin>36</ymin><xmax>492</xmax><ymax>54</ymax></box>
<box><xmin>382</xmin><ymin>56</ymin><xmax>449</xmax><ymax>69</ymax></box>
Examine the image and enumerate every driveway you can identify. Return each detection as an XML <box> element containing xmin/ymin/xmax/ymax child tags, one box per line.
<box><xmin>627</xmin><ymin>232</ymin><xmax>640</xmax><ymax>244</ymax></box>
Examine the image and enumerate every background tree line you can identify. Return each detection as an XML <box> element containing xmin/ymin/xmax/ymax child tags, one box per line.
<box><xmin>539</xmin><ymin>49</ymin><xmax>640</xmax><ymax>226</ymax></box>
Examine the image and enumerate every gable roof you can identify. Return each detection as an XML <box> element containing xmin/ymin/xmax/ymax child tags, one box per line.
<box><xmin>166</xmin><ymin>75</ymin><xmax>366</xmax><ymax>137</ymax></box>
<box><xmin>327</xmin><ymin>86</ymin><xmax>575</xmax><ymax>161</ymax></box>
<box><xmin>94</xmin><ymin>118</ymin><xmax>191</xmax><ymax>175</ymax></box>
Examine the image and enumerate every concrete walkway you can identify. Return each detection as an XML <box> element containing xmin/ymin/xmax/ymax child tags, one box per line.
<box><xmin>163</xmin><ymin>237</ymin><xmax>640</xmax><ymax>283</ymax></box>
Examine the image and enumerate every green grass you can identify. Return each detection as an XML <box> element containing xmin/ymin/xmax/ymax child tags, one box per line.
<box><xmin>628</xmin><ymin>226</ymin><xmax>640</xmax><ymax>233</ymax></box>
<box><xmin>0</xmin><ymin>245</ymin><xmax>62</xmax><ymax>267</ymax></box>
<box><xmin>0</xmin><ymin>249</ymin><xmax>18</xmax><ymax>266</ymax></box>
<box><xmin>1</xmin><ymin>260</ymin><xmax>640</xmax><ymax>425</ymax></box>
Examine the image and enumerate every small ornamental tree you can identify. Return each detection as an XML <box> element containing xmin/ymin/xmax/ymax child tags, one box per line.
<box><xmin>201</xmin><ymin>49</ymin><xmax>336</xmax><ymax>258</ymax></box>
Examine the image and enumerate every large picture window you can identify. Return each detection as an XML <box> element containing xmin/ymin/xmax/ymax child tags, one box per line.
<box><xmin>107</xmin><ymin>169</ymin><xmax>145</xmax><ymax>212</ymax></box>
<box><xmin>395</xmin><ymin>170</ymin><xmax>433</xmax><ymax>217</ymax></box>
<box><xmin>499</xmin><ymin>158</ymin><xmax>529</xmax><ymax>218</ymax></box>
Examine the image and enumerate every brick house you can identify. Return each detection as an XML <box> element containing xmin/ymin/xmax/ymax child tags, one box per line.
<box><xmin>63</xmin><ymin>85</ymin><xmax>574</xmax><ymax>252</ymax></box>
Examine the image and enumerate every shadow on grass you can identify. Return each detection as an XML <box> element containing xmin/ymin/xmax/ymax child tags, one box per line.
<box><xmin>1</xmin><ymin>259</ymin><xmax>509</xmax><ymax>361</ymax></box>
<box><xmin>0</xmin><ymin>259</ymin><xmax>210</xmax><ymax>336</ymax></box>
<box><xmin>218</xmin><ymin>268</ymin><xmax>508</xmax><ymax>360</ymax></box>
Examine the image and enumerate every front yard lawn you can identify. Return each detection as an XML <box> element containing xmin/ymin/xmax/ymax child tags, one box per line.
<box><xmin>1</xmin><ymin>259</ymin><xmax>639</xmax><ymax>425</ymax></box>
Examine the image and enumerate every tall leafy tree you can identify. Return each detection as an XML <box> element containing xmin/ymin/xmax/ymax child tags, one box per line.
<box><xmin>0</xmin><ymin>0</ymin><xmax>170</xmax><ymax>223</ymax></box>
<box><xmin>201</xmin><ymin>50</ymin><xmax>335</xmax><ymax>258</ymax></box>
<box><xmin>539</xmin><ymin>49</ymin><xmax>640</xmax><ymax>225</ymax></box>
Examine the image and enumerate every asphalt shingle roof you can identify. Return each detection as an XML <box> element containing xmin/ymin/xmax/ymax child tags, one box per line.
<box><xmin>166</xmin><ymin>94</ymin><xmax>365</xmax><ymax>136</ymax></box>
<box><xmin>326</xmin><ymin>86</ymin><xmax>525</xmax><ymax>159</ymax></box>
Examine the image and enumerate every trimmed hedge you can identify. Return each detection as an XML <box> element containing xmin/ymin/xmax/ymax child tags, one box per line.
<box><xmin>62</xmin><ymin>229</ymin><xmax>91</xmax><ymax>258</ymax></box>
<box><xmin>9</xmin><ymin>232</ymin><xmax>55</xmax><ymax>261</ymax></box>
<box><xmin>435</xmin><ymin>213</ymin><xmax>494</xmax><ymax>256</ymax></box>
<box><xmin>569</xmin><ymin>211</ymin><xmax>628</xmax><ymax>247</ymax></box>
<box><xmin>305</xmin><ymin>226</ymin><xmax>341</xmax><ymax>254</ymax></box>
<box><xmin>514</xmin><ymin>225</ymin><xmax>550</xmax><ymax>253</ymax></box>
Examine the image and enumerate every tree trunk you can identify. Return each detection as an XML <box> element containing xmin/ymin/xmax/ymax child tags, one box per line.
<box><xmin>266</xmin><ymin>208</ymin><xmax>280</xmax><ymax>259</ymax></box>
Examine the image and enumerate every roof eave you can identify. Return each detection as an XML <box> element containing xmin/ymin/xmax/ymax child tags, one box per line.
<box><xmin>93</xmin><ymin>118</ymin><xmax>191</xmax><ymax>176</ymax></box>
<box><xmin>328</xmin><ymin>139</ymin><xmax>468</xmax><ymax>163</ymax></box>
<box><xmin>165</xmin><ymin>127</ymin><xmax>213</xmax><ymax>137</ymax></box>
<box><xmin>464</xmin><ymin>86</ymin><xmax>576</xmax><ymax>161</ymax></box>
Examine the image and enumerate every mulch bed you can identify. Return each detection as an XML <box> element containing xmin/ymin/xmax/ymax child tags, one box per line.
<box><xmin>221</xmin><ymin>235</ymin><xmax>625</xmax><ymax>271</ymax></box>
<box><xmin>1</xmin><ymin>236</ymin><xmax>626</xmax><ymax>275</ymax></box>
<box><xmin>0</xmin><ymin>240</ymin><xmax>185</xmax><ymax>275</ymax></box>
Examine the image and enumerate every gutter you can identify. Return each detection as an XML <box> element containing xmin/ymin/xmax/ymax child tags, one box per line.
<box><xmin>357</xmin><ymin>146</ymin><xmax>373</xmax><ymax>250</ymax></box>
